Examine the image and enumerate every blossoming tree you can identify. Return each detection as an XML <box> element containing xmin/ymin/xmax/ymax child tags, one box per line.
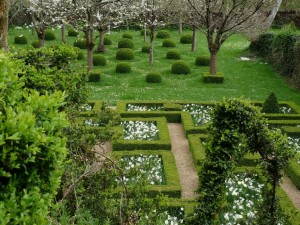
<box><xmin>0</xmin><ymin>0</ymin><xmax>9</xmax><ymax>51</ymax></box>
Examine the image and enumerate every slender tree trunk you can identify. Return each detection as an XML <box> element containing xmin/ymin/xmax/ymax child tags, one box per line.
<box><xmin>0</xmin><ymin>0</ymin><xmax>9</xmax><ymax>51</ymax></box>
<box><xmin>96</xmin><ymin>30</ymin><xmax>106</xmax><ymax>52</ymax></box>
<box><xmin>192</xmin><ymin>26</ymin><xmax>196</xmax><ymax>52</ymax></box>
<box><xmin>37</xmin><ymin>29</ymin><xmax>45</xmax><ymax>48</ymax></box>
<box><xmin>61</xmin><ymin>23</ymin><xmax>66</xmax><ymax>43</ymax></box>
<box><xmin>143</xmin><ymin>23</ymin><xmax>147</xmax><ymax>43</ymax></box>
<box><xmin>210</xmin><ymin>52</ymin><xmax>218</xmax><ymax>75</ymax></box>
<box><xmin>149</xmin><ymin>27</ymin><xmax>154</xmax><ymax>66</ymax></box>
<box><xmin>86</xmin><ymin>28</ymin><xmax>94</xmax><ymax>71</ymax></box>
<box><xmin>178</xmin><ymin>17</ymin><xmax>183</xmax><ymax>34</ymax></box>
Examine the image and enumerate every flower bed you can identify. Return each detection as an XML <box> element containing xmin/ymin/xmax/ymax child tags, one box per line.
<box><xmin>121</xmin><ymin>121</ymin><xmax>159</xmax><ymax>140</ymax></box>
<box><xmin>288</xmin><ymin>136</ymin><xmax>300</xmax><ymax>153</ymax></box>
<box><xmin>182</xmin><ymin>104</ymin><xmax>212</xmax><ymax>126</ymax></box>
<box><xmin>126</xmin><ymin>103</ymin><xmax>164</xmax><ymax>111</ymax></box>
<box><xmin>79</xmin><ymin>103</ymin><xmax>94</xmax><ymax>112</ymax></box>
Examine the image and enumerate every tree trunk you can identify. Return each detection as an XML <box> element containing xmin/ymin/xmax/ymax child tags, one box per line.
<box><xmin>96</xmin><ymin>30</ymin><xmax>106</xmax><ymax>53</ymax></box>
<box><xmin>0</xmin><ymin>0</ymin><xmax>9</xmax><ymax>51</ymax></box>
<box><xmin>192</xmin><ymin>26</ymin><xmax>196</xmax><ymax>52</ymax></box>
<box><xmin>149</xmin><ymin>27</ymin><xmax>155</xmax><ymax>66</ymax></box>
<box><xmin>178</xmin><ymin>17</ymin><xmax>183</xmax><ymax>34</ymax></box>
<box><xmin>86</xmin><ymin>28</ymin><xmax>94</xmax><ymax>71</ymax></box>
<box><xmin>37</xmin><ymin>29</ymin><xmax>45</xmax><ymax>48</ymax></box>
<box><xmin>143</xmin><ymin>23</ymin><xmax>147</xmax><ymax>43</ymax></box>
<box><xmin>209</xmin><ymin>52</ymin><xmax>218</xmax><ymax>75</ymax></box>
<box><xmin>61</xmin><ymin>23</ymin><xmax>66</xmax><ymax>43</ymax></box>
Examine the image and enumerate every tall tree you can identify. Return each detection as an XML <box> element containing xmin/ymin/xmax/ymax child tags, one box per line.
<box><xmin>0</xmin><ymin>0</ymin><xmax>9</xmax><ymax>51</ymax></box>
<box><xmin>187</xmin><ymin>0</ymin><xmax>282</xmax><ymax>75</ymax></box>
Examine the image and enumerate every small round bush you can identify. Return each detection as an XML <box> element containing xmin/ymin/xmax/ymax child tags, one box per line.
<box><xmin>45</xmin><ymin>30</ymin><xmax>56</xmax><ymax>40</ymax></box>
<box><xmin>68</xmin><ymin>29</ymin><xmax>79</xmax><ymax>37</ymax></box>
<box><xmin>180</xmin><ymin>34</ymin><xmax>193</xmax><ymax>44</ymax></box>
<box><xmin>31</xmin><ymin>40</ymin><xmax>40</xmax><ymax>48</ymax></box>
<box><xmin>88</xmin><ymin>72</ymin><xmax>101</xmax><ymax>82</ymax></box>
<box><xmin>195</xmin><ymin>56</ymin><xmax>210</xmax><ymax>66</ymax></box>
<box><xmin>93</xmin><ymin>55</ymin><xmax>107</xmax><ymax>66</ymax></box>
<box><xmin>166</xmin><ymin>50</ymin><xmax>181</xmax><ymax>59</ymax></box>
<box><xmin>116</xmin><ymin>63</ymin><xmax>131</xmax><ymax>73</ymax></box>
<box><xmin>118</xmin><ymin>38</ymin><xmax>134</xmax><ymax>49</ymax></box>
<box><xmin>140</xmin><ymin>29</ymin><xmax>150</xmax><ymax>36</ymax></box>
<box><xmin>156</xmin><ymin>30</ymin><xmax>170</xmax><ymax>39</ymax></box>
<box><xmin>74</xmin><ymin>47</ymin><xmax>84</xmax><ymax>60</ymax></box>
<box><xmin>146</xmin><ymin>72</ymin><xmax>162</xmax><ymax>83</ymax></box>
<box><xmin>73</xmin><ymin>38</ymin><xmax>87</xmax><ymax>49</ymax></box>
<box><xmin>104</xmin><ymin>36</ymin><xmax>112</xmax><ymax>45</ymax></box>
<box><xmin>116</xmin><ymin>48</ymin><xmax>134</xmax><ymax>60</ymax></box>
<box><xmin>171</xmin><ymin>61</ymin><xmax>191</xmax><ymax>75</ymax></box>
<box><xmin>262</xmin><ymin>92</ymin><xmax>280</xmax><ymax>113</ymax></box>
<box><xmin>141</xmin><ymin>45</ymin><xmax>150</xmax><ymax>53</ymax></box>
<box><xmin>14</xmin><ymin>35</ymin><xmax>28</xmax><ymax>44</ymax></box>
<box><xmin>122</xmin><ymin>33</ymin><xmax>133</xmax><ymax>39</ymax></box>
<box><xmin>162</xmin><ymin>39</ymin><xmax>176</xmax><ymax>48</ymax></box>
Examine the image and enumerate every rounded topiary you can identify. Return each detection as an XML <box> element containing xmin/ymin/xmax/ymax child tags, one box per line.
<box><xmin>262</xmin><ymin>92</ymin><xmax>280</xmax><ymax>113</ymax></box>
<box><xmin>141</xmin><ymin>44</ymin><xmax>150</xmax><ymax>53</ymax></box>
<box><xmin>171</xmin><ymin>60</ymin><xmax>191</xmax><ymax>75</ymax></box>
<box><xmin>68</xmin><ymin>29</ymin><xmax>79</xmax><ymax>37</ymax></box>
<box><xmin>73</xmin><ymin>38</ymin><xmax>87</xmax><ymax>49</ymax></box>
<box><xmin>88</xmin><ymin>72</ymin><xmax>101</xmax><ymax>82</ymax></box>
<box><xmin>162</xmin><ymin>39</ymin><xmax>176</xmax><ymax>48</ymax></box>
<box><xmin>14</xmin><ymin>35</ymin><xmax>28</xmax><ymax>44</ymax></box>
<box><xmin>140</xmin><ymin>29</ymin><xmax>150</xmax><ymax>36</ymax></box>
<box><xmin>74</xmin><ymin>47</ymin><xmax>84</xmax><ymax>60</ymax></box>
<box><xmin>122</xmin><ymin>33</ymin><xmax>133</xmax><ymax>39</ymax></box>
<box><xmin>118</xmin><ymin>38</ymin><xmax>134</xmax><ymax>49</ymax></box>
<box><xmin>116</xmin><ymin>48</ymin><xmax>134</xmax><ymax>60</ymax></box>
<box><xmin>166</xmin><ymin>50</ymin><xmax>181</xmax><ymax>60</ymax></box>
<box><xmin>116</xmin><ymin>63</ymin><xmax>131</xmax><ymax>73</ymax></box>
<box><xmin>195</xmin><ymin>56</ymin><xmax>210</xmax><ymax>66</ymax></box>
<box><xmin>104</xmin><ymin>36</ymin><xmax>112</xmax><ymax>45</ymax></box>
<box><xmin>31</xmin><ymin>40</ymin><xmax>40</xmax><ymax>48</ymax></box>
<box><xmin>93</xmin><ymin>55</ymin><xmax>107</xmax><ymax>66</ymax></box>
<box><xmin>146</xmin><ymin>72</ymin><xmax>162</xmax><ymax>83</ymax></box>
<box><xmin>180</xmin><ymin>34</ymin><xmax>193</xmax><ymax>44</ymax></box>
<box><xmin>156</xmin><ymin>30</ymin><xmax>171</xmax><ymax>39</ymax></box>
<box><xmin>45</xmin><ymin>30</ymin><xmax>56</xmax><ymax>40</ymax></box>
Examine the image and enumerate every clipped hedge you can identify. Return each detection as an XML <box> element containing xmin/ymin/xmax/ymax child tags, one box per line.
<box><xmin>146</xmin><ymin>72</ymin><xmax>162</xmax><ymax>83</ymax></box>
<box><xmin>88</xmin><ymin>72</ymin><xmax>101</xmax><ymax>82</ymax></box>
<box><xmin>171</xmin><ymin>61</ymin><xmax>191</xmax><ymax>75</ymax></box>
<box><xmin>45</xmin><ymin>30</ymin><xmax>56</xmax><ymax>40</ymax></box>
<box><xmin>249</xmin><ymin>33</ymin><xmax>275</xmax><ymax>58</ymax></box>
<box><xmin>156</xmin><ymin>30</ymin><xmax>171</xmax><ymax>39</ymax></box>
<box><xmin>14</xmin><ymin>35</ymin><xmax>28</xmax><ymax>44</ymax></box>
<box><xmin>104</xmin><ymin>36</ymin><xmax>112</xmax><ymax>45</ymax></box>
<box><xmin>73</xmin><ymin>38</ymin><xmax>87</xmax><ymax>49</ymax></box>
<box><xmin>166</xmin><ymin>50</ymin><xmax>181</xmax><ymax>60</ymax></box>
<box><xmin>116</xmin><ymin>62</ymin><xmax>131</xmax><ymax>73</ymax></box>
<box><xmin>202</xmin><ymin>72</ymin><xmax>224</xmax><ymax>83</ymax></box>
<box><xmin>31</xmin><ymin>40</ymin><xmax>39</xmax><ymax>48</ymax></box>
<box><xmin>93</xmin><ymin>55</ymin><xmax>107</xmax><ymax>66</ymax></box>
<box><xmin>162</xmin><ymin>39</ymin><xmax>176</xmax><ymax>48</ymax></box>
<box><xmin>187</xmin><ymin>134</ymin><xmax>207</xmax><ymax>170</ymax></box>
<box><xmin>195</xmin><ymin>56</ymin><xmax>210</xmax><ymax>66</ymax></box>
<box><xmin>180</xmin><ymin>34</ymin><xmax>193</xmax><ymax>44</ymax></box>
<box><xmin>140</xmin><ymin>29</ymin><xmax>150</xmax><ymax>36</ymax></box>
<box><xmin>122</xmin><ymin>33</ymin><xmax>133</xmax><ymax>39</ymax></box>
<box><xmin>284</xmin><ymin>153</ymin><xmax>300</xmax><ymax>190</ymax></box>
<box><xmin>141</xmin><ymin>45</ymin><xmax>150</xmax><ymax>53</ymax></box>
<box><xmin>116</xmin><ymin>48</ymin><xmax>134</xmax><ymax>60</ymax></box>
<box><xmin>68</xmin><ymin>29</ymin><xmax>79</xmax><ymax>37</ymax></box>
<box><xmin>118</xmin><ymin>38</ymin><xmax>134</xmax><ymax>49</ymax></box>
<box><xmin>163</xmin><ymin>103</ymin><xmax>182</xmax><ymax>111</ymax></box>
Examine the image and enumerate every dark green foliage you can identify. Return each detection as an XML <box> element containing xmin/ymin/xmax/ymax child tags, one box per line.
<box><xmin>116</xmin><ymin>62</ymin><xmax>131</xmax><ymax>73</ymax></box>
<box><xmin>76</xmin><ymin>50</ymin><xmax>84</xmax><ymax>60</ymax></box>
<box><xmin>45</xmin><ymin>29</ymin><xmax>56</xmax><ymax>40</ymax></box>
<box><xmin>163</xmin><ymin>103</ymin><xmax>182</xmax><ymax>111</ymax></box>
<box><xmin>249</xmin><ymin>33</ymin><xmax>275</xmax><ymax>57</ymax></box>
<box><xmin>31</xmin><ymin>40</ymin><xmax>39</xmax><ymax>48</ymax></box>
<box><xmin>156</xmin><ymin>30</ymin><xmax>171</xmax><ymax>39</ymax></box>
<box><xmin>203</xmin><ymin>72</ymin><xmax>224</xmax><ymax>83</ymax></box>
<box><xmin>73</xmin><ymin>38</ymin><xmax>87</xmax><ymax>49</ymax></box>
<box><xmin>162</xmin><ymin>39</ymin><xmax>176</xmax><ymax>48</ymax></box>
<box><xmin>118</xmin><ymin>38</ymin><xmax>134</xmax><ymax>49</ymax></box>
<box><xmin>141</xmin><ymin>44</ymin><xmax>150</xmax><ymax>53</ymax></box>
<box><xmin>14</xmin><ymin>35</ymin><xmax>28</xmax><ymax>44</ymax></box>
<box><xmin>104</xmin><ymin>36</ymin><xmax>112</xmax><ymax>45</ymax></box>
<box><xmin>180</xmin><ymin>34</ymin><xmax>193</xmax><ymax>44</ymax></box>
<box><xmin>262</xmin><ymin>92</ymin><xmax>280</xmax><ymax>113</ymax></box>
<box><xmin>171</xmin><ymin>61</ymin><xmax>191</xmax><ymax>75</ymax></box>
<box><xmin>292</xmin><ymin>41</ymin><xmax>300</xmax><ymax>88</ymax></box>
<box><xmin>122</xmin><ymin>33</ymin><xmax>133</xmax><ymax>39</ymax></box>
<box><xmin>146</xmin><ymin>72</ymin><xmax>162</xmax><ymax>83</ymax></box>
<box><xmin>88</xmin><ymin>72</ymin><xmax>101</xmax><ymax>82</ymax></box>
<box><xmin>68</xmin><ymin>29</ymin><xmax>79</xmax><ymax>37</ymax></box>
<box><xmin>140</xmin><ymin>28</ymin><xmax>150</xmax><ymax>36</ymax></box>
<box><xmin>93</xmin><ymin>55</ymin><xmax>107</xmax><ymax>66</ymax></box>
<box><xmin>166</xmin><ymin>50</ymin><xmax>181</xmax><ymax>59</ymax></box>
<box><xmin>116</xmin><ymin>48</ymin><xmax>134</xmax><ymax>60</ymax></box>
<box><xmin>195</xmin><ymin>56</ymin><xmax>210</xmax><ymax>66</ymax></box>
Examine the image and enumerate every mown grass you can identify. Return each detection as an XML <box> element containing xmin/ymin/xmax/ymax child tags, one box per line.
<box><xmin>8</xmin><ymin>26</ymin><xmax>300</xmax><ymax>106</ymax></box>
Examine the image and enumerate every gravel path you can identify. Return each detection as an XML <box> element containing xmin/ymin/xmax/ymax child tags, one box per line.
<box><xmin>281</xmin><ymin>175</ymin><xmax>300</xmax><ymax>209</ymax></box>
<box><xmin>168</xmin><ymin>123</ymin><xmax>199</xmax><ymax>200</ymax></box>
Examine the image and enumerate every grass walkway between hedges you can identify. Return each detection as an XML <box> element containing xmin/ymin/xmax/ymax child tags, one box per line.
<box><xmin>8</xmin><ymin>27</ymin><xmax>300</xmax><ymax>105</ymax></box>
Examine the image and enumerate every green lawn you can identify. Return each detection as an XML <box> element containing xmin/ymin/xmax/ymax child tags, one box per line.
<box><xmin>8</xmin><ymin>27</ymin><xmax>300</xmax><ymax>106</ymax></box>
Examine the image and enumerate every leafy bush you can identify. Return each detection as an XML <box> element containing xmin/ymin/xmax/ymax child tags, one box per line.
<box><xmin>140</xmin><ymin>28</ymin><xmax>150</xmax><ymax>36</ymax></box>
<box><xmin>195</xmin><ymin>56</ymin><xmax>210</xmax><ymax>66</ymax></box>
<box><xmin>104</xmin><ymin>36</ymin><xmax>112</xmax><ymax>45</ymax></box>
<box><xmin>122</xmin><ymin>33</ymin><xmax>133</xmax><ymax>39</ymax></box>
<box><xmin>93</xmin><ymin>55</ymin><xmax>107</xmax><ymax>66</ymax></box>
<box><xmin>74</xmin><ymin>38</ymin><xmax>87</xmax><ymax>49</ymax></box>
<box><xmin>118</xmin><ymin>38</ymin><xmax>134</xmax><ymax>49</ymax></box>
<box><xmin>249</xmin><ymin>33</ymin><xmax>275</xmax><ymax>57</ymax></box>
<box><xmin>14</xmin><ymin>35</ymin><xmax>28</xmax><ymax>44</ymax></box>
<box><xmin>88</xmin><ymin>72</ymin><xmax>101</xmax><ymax>82</ymax></box>
<box><xmin>156</xmin><ymin>30</ymin><xmax>171</xmax><ymax>39</ymax></box>
<box><xmin>166</xmin><ymin>50</ymin><xmax>181</xmax><ymax>59</ymax></box>
<box><xmin>68</xmin><ymin>28</ymin><xmax>79</xmax><ymax>36</ymax></box>
<box><xmin>262</xmin><ymin>92</ymin><xmax>280</xmax><ymax>113</ymax></box>
<box><xmin>180</xmin><ymin>34</ymin><xmax>193</xmax><ymax>44</ymax></box>
<box><xmin>116</xmin><ymin>48</ymin><xmax>134</xmax><ymax>60</ymax></box>
<box><xmin>162</xmin><ymin>39</ymin><xmax>176</xmax><ymax>48</ymax></box>
<box><xmin>75</xmin><ymin>49</ymin><xmax>85</xmax><ymax>60</ymax></box>
<box><xmin>31</xmin><ymin>40</ymin><xmax>39</xmax><ymax>48</ymax></box>
<box><xmin>163</xmin><ymin>103</ymin><xmax>182</xmax><ymax>111</ymax></box>
<box><xmin>171</xmin><ymin>61</ymin><xmax>191</xmax><ymax>75</ymax></box>
<box><xmin>116</xmin><ymin>62</ymin><xmax>131</xmax><ymax>73</ymax></box>
<box><xmin>141</xmin><ymin>44</ymin><xmax>150</xmax><ymax>53</ymax></box>
<box><xmin>45</xmin><ymin>29</ymin><xmax>56</xmax><ymax>40</ymax></box>
<box><xmin>292</xmin><ymin>41</ymin><xmax>300</xmax><ymax>88</ymax></box>
<box><xmin>146</xmin><ymin>72</ymin><xmax>162</xmax><ymax>83</ymax></box>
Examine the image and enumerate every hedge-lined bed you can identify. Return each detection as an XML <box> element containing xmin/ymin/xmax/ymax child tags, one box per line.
<box><xmin>285</xmin><ymin>153</ymin><xmax>300</xmax><ymax>190</ymax></box>
<box><xmin>79</xmin><ymin>100</ymin><xmax>104</xmax><ymax>116</ymax></box>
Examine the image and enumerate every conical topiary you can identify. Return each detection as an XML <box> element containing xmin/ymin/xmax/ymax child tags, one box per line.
<box><xmin>262</xmin><ymin>92</ymin><xmax>280</xmax><ymax>113</ymax></box>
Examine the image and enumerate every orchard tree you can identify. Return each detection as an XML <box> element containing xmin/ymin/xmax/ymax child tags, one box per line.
<box><xmin>0</xmin><ymin>0</ymin><xmax>9</xmax><ymax>51</ymax></box>
<box><xmin>187</xmin><ymin>0</ymin><xmax>282</xmax><ymax>75</ymax></box>
<box><xmin>54</xmin><ymin>0</ymin><xmax>73</xmax><ymax>43</ymax></box>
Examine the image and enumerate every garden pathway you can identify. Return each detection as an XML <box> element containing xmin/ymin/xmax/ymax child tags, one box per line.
<box><xmin>168</xmin><ymin>123</ymin><xmax>199</xmax><ymax>200</ymax></box>
<box><xmin>281</xmin><ymin>175</ymin><xmax>300</xmax><ymax>209</ymax></box>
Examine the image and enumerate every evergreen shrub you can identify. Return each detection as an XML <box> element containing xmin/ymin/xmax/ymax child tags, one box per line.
<box><xmin>122</xmin><ymin>33</ymin><xmax>133</xmax><ymax>39</ymax></box>
<box><xmin>68</xmin><ymin>29</ymin><xmax>79</xmax><ymax>37</ymax></box>
<box><xmin>162</xmin><ymin>39</ymin><xmax>176</xmax><ymax>48</ymax></box>
<box><xmin>31</xmin><ymin>40</ymin><xmax>39</xmax><ymax>48</ymax></box>
<box><xmin>140</xmin><ymin>29</ymin><xmax>150</xmax><ymax>36</ymax></box>
<box><xmin>195</xmin><ymin>56</ymin><xmax>210</xmax><ymax>66</ymax></box>
<box><xmin>156</xmin><ymin>30</ymin><xmax>170</xmax><ymax>39</ymax></box>
<box><xmin>262</xmin><ymin>92</ymin><xmax>280</xmax><ymax>113</ymax></box>
<box><xmin>166</xmin><ymin>50</ymin><xmax>181</xmax><ymax>59</ymax></box>
<box><xmin>116</xmin><ymin>48</ymin><xmax>134</xmax><ymax>60</ymax></box>
<box><xmin>171</xmin><ymin>61</ymin><xmax>191</xmax><ymax>75</ymax></box>
<box><xmin>141</xmin><ymin>44</ymin><xmax>150</xmax><ymax>53</ymax></box>
<box><xmin>146</xmin><ymin>72</ymin><xmax>162</xmax><ymax>83</ymax></box>
<box><xmin>249</xmin><ymin>33</ymin><xmax>275</xmax><ymax>57</ymax></box>
<box><xmin>180</xmin><ymin>34</ymin><xmax>193</xmax><ymax>44</ymax></box>
<box><xmin>93</xmin><ymin>55</ymin><xmax>107</xmax><ymax>66</ymax></box>
<box><xmin>14</xmin><ymin>35</ymin><xmax>28</xmax><ymax>44</ymax></box>
<box><xmin>73</xmin><ymin>38</ymin><xmax>87</xmax><ymax>49</ymax></box>
<box><xmin>88</xmin><ymin>72</ymin><xmax>101</xmax><ymax>82</ymax></box>
<box><xmin>116</xmin><ymin>63</ymin><xmax>131</xmax><ymax>73</ymax></box>
<box><xmin>118</xmin><ymin>38</ymin><xmax>134</xmax><ymax>49</ymax></box>
<box><xmin>104</xmin><ymin>36</ymin><xmax>112</xmax><ymax>45</ymax></box>
<box><xmin>45</xmin><ymin>30</ymin><xmax>56</xmax><ymax>40</ymax></box>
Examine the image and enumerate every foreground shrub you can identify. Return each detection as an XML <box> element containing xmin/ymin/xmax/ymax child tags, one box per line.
<box><xmin>146</xmin><ymin>72</ymin><xmax>162</xmax><ymax>83</ymax></box>
<box><xmin>122</xmin><ymin>33</ymin><xmax>133</xmax><ymax>39</ymax></box>
<box><xmin>195</xmin><ymin>56</ymin><xmax>210</xmax><ymax>66</ymax></box>
<box><xmin>104</xmin><ymin>36</ymin><xmax>112</xmax><ymax>45</ymax></box>
<box><xmin>166</xmin><ymin>50</ymin><xmax>181</xmax><ymax>59</ymax></box>
<box><xmin>116</xmin><ymin>62</ymin><xmax>131</xmax><ymax>73</ymax></box>
<box><xmin>180</xmin><ymin>34</ymin><xmax>193</xmax><ymax>44</ymax></box>
<box><xmin>162</xmin><ymin>39</ymin><xmax>176</xmax><ymax>48</ymax></box>
<box><xmin>68</xmin><ymin>29</ymin><xmax>79</xmax><ymax>37</ymax></box>
<box><xmin>75</xmin><ymin>47</ymin><xmax>84</xmax><ymax>60</ymax></box>
<box><xmin>262</xmin><ymin>92</ymin><xmax>280</xmax><ymax>113</ymax></box>
<box><xmin>74</xmin><ymin>38</ymin><xmax>87</xmax><ymax>49</ymax></box>
<box><xmin>118</xmin><ymin>38</ymin><xmax>134</xmax><ymax>49</ymax></box>
<box><xmin>171</xmin><ymin>61</ymin><xmax>191</xmax><ymax>75</ymax></box>
<box><xmin>14</xmin><ymin>35</ymin><xmax>28</xmax><ymax>44</ymax></box>
<box><xmin>249</xmin><ymin>33</ymin><xmax>275</xmax><ymax>58</ymax></box>
<box><xmin>141</xmin><ymin>44</ymin><xmax>150</xmax><ymax>53</ymax></box>
<box><xmin>116</xmin><ymin>48</ymin><xmax>134</xmax><ymax>60</ymax></box>
<box><xmin>156</xmin><ymin>30</ymin><xmax>170</xmax><ymax>39</ymax></box>
<box><xmin>93</xmin><ymin>55</ymin><xmax>107</xmax><ymax>66</ymax></box>
<box><xmin>88</xmin><ymin>72</ymin><xmax>101</xmax><ymax>82</ymax></box>
<box><xmin>45</xmin><ymin>29</ymin><xmax>56</xmax><ymax>40</ymax></box>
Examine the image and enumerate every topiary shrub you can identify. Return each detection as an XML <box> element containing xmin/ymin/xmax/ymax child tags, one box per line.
<box><xmin>166</xmin><ymin>50</ymin><xmax>181</xmax><ymax>60</ymax></box>
<box><xmin>116</xmin><ymin>62</ymin><xmax>131</xmax><ymax>73</ymax></box>
<box><xmin>88</xmin><ymin>72</ymin><xmax>101</xmax><ymax>82</ymax></box>
<box><xmin>156</xmin><ymin>30</ymin><xmax>171</xmax><ymax>39</ymax></box>
<box><xmin>31</xmin><ymin>40</ymin><xmax>40</xmax><ymax>48</ymax></box>
<box><xmin>116</xmin><ymin>48</ymin><xmax>134</xmax><ymax>60</ymax></box>
<box><xmin>74</xmin><ymin>47</ymin><xmax>84</xmax><ymax>60</ymax></box>
<box><xmin>146</xmin><ymin>72</ymin><xmax>162</xmax><ymax>83</ymax></box>
<box><xmin>162</xmin><ymin>39</ymin><xmax>176</xmax><ymax>48</ymax></box>
<box><xmin>122</xmin><ymin>33</ymin><xmax>133</xmax><ymax>39</ymax></box>
<box><xmin>73</xmin><ymin>38</ymin><xmax>87</xmax><ymax>49</ymax></box>
<box><xmin>68</xmin><ymin>29</ymin><xmax>79</xmax><ymax>37</ymax></box>
<box><xmin>140</xmin><ymin>29</ymin><xmax>150</xmax><ymax>36</ymax></box>
<box><xmin>14</xmin><ymin>35</ymin><xmax>28</xmax><ymax>44</ymax></box>
<box><xmin>163</xmin><ymin>103</ymin><xmax>182</xmax><ymax>111</ymax></box>
<box><xmin>45</xmin><ymin>29</ymin><xmax>56</xmax><ymax>40</ymax></box>
<box><xmin>93</xmin><ymin>55</ymin><xmax>107</xmax><ymax>66</ymax></box>
<box><xmin>104</xmin><ymin>36</ymin><xmax>112</xmax><ymax>45</ymax></box>
<box><xmin>171</xmin><ymin>61</ymin><xmax>191</xmax><ymax>75</ymax></box>
<box><xmin>141</xmin><ymin>44</ymin><xmax>150</xmax><ymax>53</ymax></box>
<box><xmin>180</xmin><ymin>34</ymin><xmax>193</xmax><ymax>44</ymax></box>
<box><xmin>203</xmin><ymin>72</ymin><xmax>224</xmax><ymax>83</ymax></box>
<box><xmin>249</xmin><ymin>33</ymin><xmax>275</xmax><ymax>58</ymax></box>
<box><xmin>118</xmin><ymin>38</ymin><xmax>134</xmax><ymax>49</ymax></box>
<box><xmin>195</xmin><ymin>56</ymin><xmax>210</xmax><ymax>66</ymax></box>
<box><xmin>262</xmin><ymin>92</ymin><xmax>280</xmax><ymax>113</ymax></box>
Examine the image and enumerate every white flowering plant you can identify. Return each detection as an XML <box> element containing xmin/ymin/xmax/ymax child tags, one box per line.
<box><xmin>183</xmin><ymin>104</ymin><xmax>212</xmax><ymax>126</ymax></box>
<box><xmin>288</xmin><ymin>136</ymin><xmax>300</xmax><ymax>153</ymax></box>
<box><xmin>121</xmin><ymin>121</ymin><xmax>159</xmax><ymax>140</ymax></box>
<box><xmin>139</xmin><ymin>208</ymin><xmax>184</xmax><ymax>225</ymax></box>
<box><xmin>79</xmin><ymin>103</ymin><xmax>93</xmax><ymax>112</ymax></box>
<box><xmin>126</xmin><ymin>104</ymin><xmax>164</xmax><ymax>111</ymax></box>
<box><xmin>279</xmin><ymin>105</ymin><xmax>294</xmax><ymax>114</ymax></box>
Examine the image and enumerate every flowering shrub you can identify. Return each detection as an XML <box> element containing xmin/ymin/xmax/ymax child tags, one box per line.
<box><xmin>126</xmin><ymin>104</ymin><xmax>164</xmax><ymax>111</ymax></box>
<box><xmin>121</xmin><ymin>121</ymin><xmax>159</xmax><ymax>140</ymax></box>
<box><xmin>279</xmin><ymin>105</ymin><xmax>294</xmax><ymax>114</ymax></box>
<box><xmin>288</xmin><ymin>136</ymin><xmax>300</xmax><ymax>152</ymax></box>
<box><xmin>183</xmin><ymin>104</ymin><xmax>212</xmax><ymax>126</ymax></box>
<box><xmin>140</xmin><ymin>208</ymin><xmax>184</xmax><ymax>224</ymax></box>
<box><xmin>79</xmin><ymin>103</ymin><xmax>93</xmax><ymax>112</ymax></box>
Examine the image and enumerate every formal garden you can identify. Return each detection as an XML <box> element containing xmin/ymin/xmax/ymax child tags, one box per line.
<box><xmin>1</xmin><ymin>0</ymin><xmax>300</xmax><ymax>225</ymax></box>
